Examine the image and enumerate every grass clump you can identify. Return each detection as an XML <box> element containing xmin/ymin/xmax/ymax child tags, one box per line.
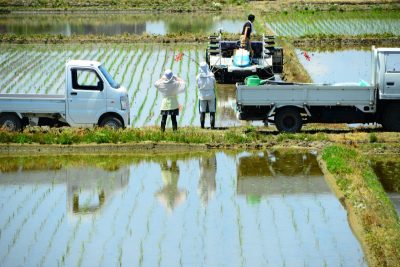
<box><xmin>321</xmin><ymin>145</ymin><xmax>400</xmax><ymax>267</ymax></box>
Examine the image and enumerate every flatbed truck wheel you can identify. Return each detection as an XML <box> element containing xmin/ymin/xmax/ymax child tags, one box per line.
<box><xmin>275</xmin><ymin>107</ymin><xmax>303</xmax><ymax>133</ymax></box>
<box><xmin>381</xmin><ymin>103</ymin><xmax>400</xmax><ymax>132</ymax></box>
<box><xmin>99</xmin><ymin>116</ymin><xmax>123</xmax><ymax>130</ymax></box>
<box><xmin>0</xmin><ymin>113</ymin><xmax>22</xmax><ymax>131</ymax></box>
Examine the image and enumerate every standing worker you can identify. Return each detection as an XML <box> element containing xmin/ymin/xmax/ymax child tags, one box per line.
<box><xmin>196</xmin><ymin>62</ymin><xmax>216</xmax><ymax>129</ymax></box>
<box><xmin>240</xmin><ymin>14</ymin><xmax>255</xmax><ymax>52</ymax></box>
<box><xmin>155</xmin><ymin>69</ymin><xmax>185</xmax><ymax>132</ymax></box>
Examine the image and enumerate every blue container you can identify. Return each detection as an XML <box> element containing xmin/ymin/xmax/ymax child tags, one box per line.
<box><xmin>233</xmin><ymin>49</ymin><xmax>251</xmax><ymax>67</ymax></box>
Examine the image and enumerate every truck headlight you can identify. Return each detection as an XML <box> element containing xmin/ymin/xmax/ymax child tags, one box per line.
<box><xmin>120</xmin><ymin>95</ymin><xmax>129</xmax><ymax>110</ymax></box>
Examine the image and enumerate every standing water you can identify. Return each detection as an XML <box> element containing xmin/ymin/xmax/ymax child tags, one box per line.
<box><xmin>0</xmin><ymin>151</ymin><xmax>367</xmax><ymax>266</ymax></box>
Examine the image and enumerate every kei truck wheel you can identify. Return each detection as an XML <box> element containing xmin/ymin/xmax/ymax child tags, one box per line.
<box><xmin>99</xmin><ymin>116</ymin><xmax>123</xmax><ymax>130</ymax></box>
<box><xmin>381</xmin><ymin>103</ymin><xmax>400</xmax><ymax>132</ymax></box>
<box><xmin>0</xmin><ymin>113</ymin><xmax>22</xmax><ymax>131</ymax></box>
<box><xmin>275</xmin><ymin>107</ymin><xmax>303</xmax><ymax>133</ymax></box>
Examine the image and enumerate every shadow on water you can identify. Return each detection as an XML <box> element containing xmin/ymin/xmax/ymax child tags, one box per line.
<box><xmin>0</xmin><ymin>151</ymin><xmax>367</xmax><ymax>266</ymax></box>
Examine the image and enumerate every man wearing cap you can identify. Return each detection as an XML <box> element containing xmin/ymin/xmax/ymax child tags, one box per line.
<box><xmin>240</xmin><ymin>14</ymin><xmax>255</xmax><ymax>53</ymax></box>
<box><xmin>196</xmin><ymin>62</ymin><xmax>216</xmax><ymax>129</ymax></box>
<box><xmin>155</xmin><ymin>69</ymin><xmax>186</xmax><ymax>132</ymax></box>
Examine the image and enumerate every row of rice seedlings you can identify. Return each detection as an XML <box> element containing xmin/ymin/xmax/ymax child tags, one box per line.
<box><xmin>57</xmin><ymin>217</ymin><xmax>83</xmax><ymax>267</ymax></box>
<box><xmin>125</xmin><ymin>46</ymin><xmax>147</xmax><ymax>102</ymax></box>
<box><xmin>189</xmin><ymin>50</ymin><xmax>200</xmax><ymax>126</ymax></box>
<box><xmin>1</xmin><ymin>50</ymin><xmax>48</xmax><ymax>93</ymax></box>
<box><xmin>0</xmin><ymin>47</ymin><xmax>49</xmax><ymax>91</ymax></box>
<box><xmin>131</xmin><ymin>48</ymin><xmax>163</xmax><ymax>126</ymax></box>
<box><xmin>129</xmin><ymin>46</ymin><xmax>154</xmax><ymax>108</ymax></box>
<box><xmin>112</xmin><ymin>173</ymin><xmax>145</xmax><ymax>267</ymax></box>
<box><xmin>0</xmin><ymin>48</ymin><xmax>16</xmax><ymax>66</ymax></box>
<box><xmin>178</xmin><ymin>50</ymin><xmax>192</xmax><ymax>125</ymax></box>
<box><xmin>267</xmin><ymin>16</ymin><xmax>400</xmax><ymax>36</ymax></box>
<box><xmin>0</xmin><ymin>186</ymin><xmax>20</xmax><ymax>215</ymax></box>
<box><xmin>37</xmin><ymin>213</ymin><xmax>66</xmax><ymax>267</ymax></box>
<box><xmin>118</xmin><ymin>48</ymin><xmax>138</xmax><ymax>87</ymax></box>
<box><xmin>22</xmin><ymin>190</ymin><xmax>66</xmax><ymax>267</ymax></box>
<box><xmin>143</xmin><ymin>48</ymin><xmax>171</xmax><ymax>126</ymax></box>
<box><xmin>0</xmin><ymin>187</ymin><xmax>53</xmax><ymax>266</ymax></box>
<box><xmin>97</xmin><ymin>202</ymin><xmax>124</xmax><ymax>266</ymax></box>
<box><xmin>0</xmin><ymin>184</ymin><xmax>40</xmax><ymax>237</ymax></box>
<box><xmin>22</xmin><ymin>49</ymin><xmax>70</xmax><ymax>94</ymax></box>
<box><xmin>76</xmin><ymin>216</ymin><xmax>97</xmax><ymax>267</ymax></box>
<box><xmin>0</xmin><ymin>48</ymin><xmax>29</xmax><ymax>76</ymax></box>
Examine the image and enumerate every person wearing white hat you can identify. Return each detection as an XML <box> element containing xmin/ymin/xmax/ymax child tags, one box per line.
<box><xmin>196</xmin><ymin>62</ymin><xmax>216</xmax><ymax>129</ymax></box>
<box><xmin>155</xmin><ymin>69</ymin><xmax>186</xmax><ymax>132</ymax></box>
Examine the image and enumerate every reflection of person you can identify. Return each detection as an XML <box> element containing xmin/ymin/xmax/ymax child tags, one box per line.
<box><xmin>155</xmin><ymin>69</ymin><xmax>186</xmax><ymax>132</ymax></box>
<box><xmin>240</xmin><ymin>14</ymin><xmax>255</xmax><ymax>52</ymax></box>
<box><xmin>198</xmin><ymin>155</ymin><xmax>217</xmax><ymax>206</ymax></box>
<box><xmin>196</xmin><ymin>62</ymin><xmax>216</xmax><ymax>129</ymax></box>
<box><xmin>156</xmin><ymin>160</ymin><xmax>187</xmax><ymax>212</ymax></box>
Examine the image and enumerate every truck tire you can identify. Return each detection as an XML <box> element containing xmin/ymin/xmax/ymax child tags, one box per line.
<box><xmin>381</xmin><ymin>103</ymin><xmax>400</xmax><ymax>132</ymax></box>
<box><xmin>99</xmin><ymin>116</ymin><xmax>123</xmax><ymax>130</ymax></box>
<box><xmin>275</xmin><ymin>107</ymin><xmax>303</xmax><ymax>133</ymax></box>
<box><xmin>0</xmin><ymin>114</ymin><xmax>22</xmax><ymax>131</ymax></box>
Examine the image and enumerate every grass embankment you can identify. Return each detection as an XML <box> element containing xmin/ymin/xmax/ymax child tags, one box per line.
<box><xmin>0</xmin><ymin>126</ymin><xmax>329</xmax><ymax>146</ymax></box>
<box><xmin>288</xmin><ymin>33</ymin><xmax>400</xmax><ymax>50</ymax></box>
<box><xmin>1</xmin><ymin>0</ymin><xmax>399</xmax><ymax>12</ymax></box>
<box><xmin>279</xmin><ymin>39</ymin><xmax>312</xmax><ymax>83</ymax></box>
<box><xmin>320</xmin><ymin>145</ymin><xmax>400</xmax><ymax>267</ymax></box>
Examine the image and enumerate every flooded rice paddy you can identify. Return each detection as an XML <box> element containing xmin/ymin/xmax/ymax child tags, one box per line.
<box><xmin>296</xmin><ymin>48</ymin><xmax>371</xmax><ymax>84</ymax></box>
<box><xmin>266</xmin><ymin>10</ymin><xmax>400</xmax><ymax>37</ymax></box>
<box><xmin>0</xmin><ymin>151</ymin><xmax>367</xmax><ymax>267</ymax></box>
<box><xmin>0</xmin><ymin>43</ymin><xmax>243</xmax><ymax>128</ymax></box>
<box><xmin>0</xmin><ymin>13</ymin><xmax>244</xmax><ymax>36</ymax></box>
<box><xmin>371</xmin><ymin>157</ymin><xmax>400</xmax><ymax>216</ymax></box>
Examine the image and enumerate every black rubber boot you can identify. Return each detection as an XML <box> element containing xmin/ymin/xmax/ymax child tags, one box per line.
<box><xmin>210</xmin><ymin>112</ymin><xmax>215</xmax><ymax>129</ymax></box>
<box><xmin>200</xmin><ymin>112</ymin><xmax>205</xmax><ymax>129</ymax></box>
<box><xmin>171</xmin><ymin>115</ymin><xmax>178</xmax><ymax>131</ymax></box>
<box><xmin>161</xmin><ymin>114</ymin><xmax>167</xmax><ymax>132</ymax></box>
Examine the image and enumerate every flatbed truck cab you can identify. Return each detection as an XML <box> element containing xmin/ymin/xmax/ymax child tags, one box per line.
<box><xmin>0</xmin><ymin>60</ymin><xmax>130</xmax><ymax>131</ymax></box>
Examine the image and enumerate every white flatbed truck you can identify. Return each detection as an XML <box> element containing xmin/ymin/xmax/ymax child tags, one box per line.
<box><xmin>236</xmin><ymin>47</ymin><xmax>400</xmax><ymax>132</ymax></box>
<box><xmin>0</xmin><ymin>60</ymin><xmax>130</xmax><ymax>131</ymax></box>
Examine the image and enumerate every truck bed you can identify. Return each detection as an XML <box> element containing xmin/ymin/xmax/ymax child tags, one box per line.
<box><xmin>0</xmin><ymin>94</ymin><xmax>66</xmax><ymax>114</ymax></box>
<box><xmin>236</xmin><ymin>82</ymin><xmax>375</xmax><ymax>108</ymax></box>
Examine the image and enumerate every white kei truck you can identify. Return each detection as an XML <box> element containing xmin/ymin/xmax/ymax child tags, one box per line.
<box><xmin>236</xmin><ymin>47</ymin><xmax>400</xmax><ymax>132</ymax></box>
<box><xmin>0</xmin><ymin>60</ymin><xmax>130</xmax><ymax>131</ymax></box>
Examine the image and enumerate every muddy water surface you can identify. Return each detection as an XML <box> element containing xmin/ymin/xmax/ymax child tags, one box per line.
<box><xmin>0</xmin><ymin>151</ymin><xmax>367</xmax><ymax>266</ymax></box>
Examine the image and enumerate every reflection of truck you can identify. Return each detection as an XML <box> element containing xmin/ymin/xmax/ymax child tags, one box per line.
<box><xmin>206</xmin><ymin>32</ymin><xmax>283</xmax><ymax>84</ymax></box>
<box><xmin>236</xmin><ymin>47</ymin><xmax>400</xmax><ymax>132</ymax></box>
<box><xmin>0</xmin><ymin>60</ymin><xmax>130</xmax><ymax>131</ymax></box>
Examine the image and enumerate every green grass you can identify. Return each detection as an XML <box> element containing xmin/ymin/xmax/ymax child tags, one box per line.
<box><xmin>0</xmin><ymin>126</ymin><xmax>329</xmax><ymax>145</ymax></box>
<box><xmin>322</xmin><ymin>145</ymin><xmax>400</xmax><ymax>267</ymax></box>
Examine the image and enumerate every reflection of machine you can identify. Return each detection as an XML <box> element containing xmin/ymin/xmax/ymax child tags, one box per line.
<box><xmin>0</xmin><ymin>166</ymin><xmax>130</xmax><ymax>216</ymax></box>
<box><xmin>237</xmin><ymin>152</ymin><xmax>330</xmax><ymax>197</ymax></box>
<box><xmin>206</xmin><ymin>32</ymin><xmax>283</xmax><ymax>84</ymax></box>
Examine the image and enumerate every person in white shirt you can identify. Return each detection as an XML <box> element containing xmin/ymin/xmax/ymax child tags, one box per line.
<box><xmin>196</xmin><ymin>62</ymin><xmax>216</xmax><ymax>129</ymax></box>
<box><xmin>155</xmin><ymin>69</ymin><xmax>185</xmax><ymax>132</ymax></box>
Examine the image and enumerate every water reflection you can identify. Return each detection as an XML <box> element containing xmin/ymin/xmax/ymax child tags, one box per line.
<box><xmin>198</xmin><ymin>155</ymin><xmax>216</xmax><ymax>206</ymax></box>
<box><xmin>0</xmin><ymin>13</ymin><xmax>243</xmax><ymax>36</ymax></box>
<box><xmin>237</xmin><ymin>152</ymin><xmax>329</xmax><ymax>199</ymax></box>
<box><xmin>0</xmin><ymin>152</ymin><xmax>366</xmax><ymax>267</ymax></box>
<box><xmin>156</xmin><ymin>160</ymin><xmax>187</xmax><ymax>212</ymax></box>
<box><xmin>371</xmin><ymin>158</ymin><xmax>400</xmax><ymax>215</ymax></box>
